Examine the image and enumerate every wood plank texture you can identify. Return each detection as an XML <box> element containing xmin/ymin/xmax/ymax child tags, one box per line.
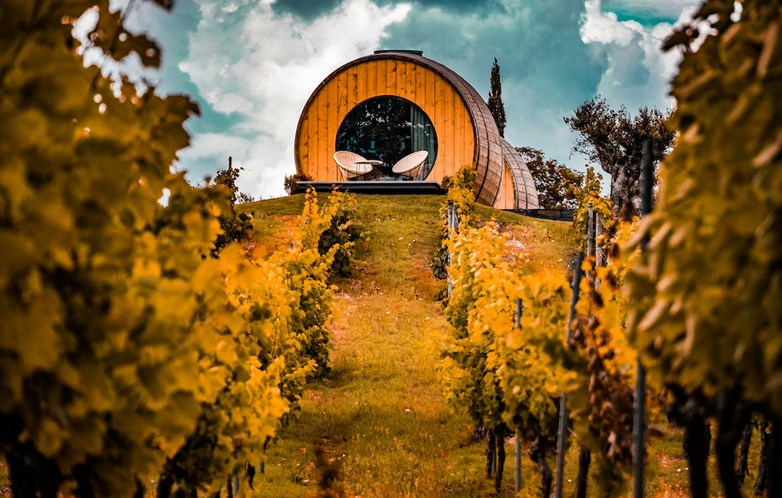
<box><xmin>316</xmin><ymin>90</ymin><xmax>328</xmax><ymax>180</ymax></box>
<box><xmin>356</xmin><ymin>63</ymin><xmax>366</xmax><ymax>104</ymax></box>
<box><xmin>296</xmin><ymin>55</ymin><xmax>485</xmax><ymax>195</ymax></box>
<box><xmin>367</xmin><ymin>61</ymin><xmax>377</xmax><ymax>98</ymax></box>
<box><xmin>493</xmin><ymin>162</ymin><xmax>516</xmax><ymax>210</ymax></box>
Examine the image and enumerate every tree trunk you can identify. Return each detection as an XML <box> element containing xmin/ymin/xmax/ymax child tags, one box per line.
<box><xmin>684</xmin><ymin>418</ymin><xmax>711</xmax><ymax>498</ymax></box>
<box><xmin>576</xmin><ymin>445</ymin><xmax>591</xmax><ymax>498</ymax></box>
<box><xmin>609</xmin><ymin>170</ymin><xmax>622</xmax><ymax>217</ymax></box>
<box><xmin>715</xmin><ymin>390</ymin><xmax>746</xmax><ymax>498</ymax></box>
<box><xmin>716</xmin><ymin>430</ymin><xmax>743</xmax><ymax>498</ymax></box>
<box><xmin>486</xmin><ymin>430</ymin><xmax>497</xmax><ymax>478</ymax></box>
<box><xmin>495</xmin><ymin>427</ymin><xmax>507</xmax><ymax>492</ymax></box>
<box><xmin>610</xmin><ymin>165</ymin><xmax>641</xmax><ymax>218</ymax></box>
<box><xmin>754</xmin><ymin>418</ymin><xmax>769</xmax><ymax>496</ymax></box>
<box><xmin>530</xmin><ymin>434</ymin><xmax>552</xmax><ymax>498</ymax></box>
<box><xmin>737</xmin><ymin>421</ymin><xmax>752</xmax><ymax>486</ymax></box>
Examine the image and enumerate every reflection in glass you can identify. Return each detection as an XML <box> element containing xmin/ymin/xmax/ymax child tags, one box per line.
<box><xmin>336</xmin><ymin>96</ymin><xmax>437</xmax><ymax>180</ymax></box>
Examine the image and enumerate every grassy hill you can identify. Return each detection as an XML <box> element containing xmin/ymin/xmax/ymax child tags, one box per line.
<box><xmin>239</xmin><ymin>193</ymin><xmax>577</xmax><ymax>497</ymax></box>
<box><xmin>238</xmin><ymin>193</ymin><xmax>752</xmax><ymax>497</ymax></box>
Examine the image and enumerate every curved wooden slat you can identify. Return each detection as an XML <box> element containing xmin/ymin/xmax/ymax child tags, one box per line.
<box><xmin>295</xmin><ymin>51</ymin><xmax>531</xmax><ymax>207</ymax></box>
<box><xmin>500</xmin><ymin>138</ymin><xmax>540</xmax><ymax>209</ymax></box>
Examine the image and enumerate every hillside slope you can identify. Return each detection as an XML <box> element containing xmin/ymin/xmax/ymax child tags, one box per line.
<box><xmin>238</xmin><ymin>194</ymin><xmax>574</xmax><ymax>497</ymax></box>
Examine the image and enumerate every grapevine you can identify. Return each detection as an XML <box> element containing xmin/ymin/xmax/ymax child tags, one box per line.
<box><xmin>0</xmin><ymin>2</ymin><xmax>358</xmax><ymax>495</ymax></box>
<box><xmin>624</xmin><ymin>0</ymin><xmax>782</xmax><ymax>495</ymax></box>
<box><xmin>441</xmin><ymin>177</ymin><xmax>572</xmax><ymax>493</ymax></box>
<box><xmin>159</xmin><ymin>188</ymin><xmax>355</xmax><ymax>495</ymax></box>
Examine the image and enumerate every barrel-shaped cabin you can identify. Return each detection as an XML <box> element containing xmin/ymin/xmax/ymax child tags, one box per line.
<box><xmin>294</xmin><ymin>50</ymin><xmax>539</xmax><ymax>209</ymax></box>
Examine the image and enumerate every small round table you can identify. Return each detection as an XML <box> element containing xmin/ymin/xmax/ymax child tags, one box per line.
<box><xmin>352</xmin><ymin>160</ymin><xmax>384</xmax><ymax>180</ymax></box>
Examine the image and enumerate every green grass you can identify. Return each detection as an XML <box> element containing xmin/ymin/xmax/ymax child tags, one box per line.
<box><xmin>245</xmin><ymin>193</ymin><xmax>576</xmax><ymax>497</ymax></box>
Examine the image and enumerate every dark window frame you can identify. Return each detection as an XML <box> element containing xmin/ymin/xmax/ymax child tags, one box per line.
<box><xmin>336</xmin><ymin>96</ymin><xmax>438</xmax><ymax>180</ymax></box>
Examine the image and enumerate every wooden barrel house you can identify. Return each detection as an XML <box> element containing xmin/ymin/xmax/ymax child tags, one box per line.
<box><xmin>294</xmin><ymin>50</ymin><xmax>539</xmax><ymax>209</ymax></box>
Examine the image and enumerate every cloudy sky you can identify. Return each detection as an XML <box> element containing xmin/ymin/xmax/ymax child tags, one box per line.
<box><xmin>114</xmin><ymin>0</ymin><xmax>701</xmax><ymax>199</ymax></box>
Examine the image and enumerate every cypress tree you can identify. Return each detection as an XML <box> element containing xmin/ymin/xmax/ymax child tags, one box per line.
<box><xmin>488</xmin><ymin>58</ymin><xmax>506</xmax><ymax>137</ymax></box>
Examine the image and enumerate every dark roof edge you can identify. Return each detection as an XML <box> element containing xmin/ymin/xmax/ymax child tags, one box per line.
<box><xmin>374</xmin><ymin>49</ymin><xmax>424</xmax><ymax>56</ymax></box>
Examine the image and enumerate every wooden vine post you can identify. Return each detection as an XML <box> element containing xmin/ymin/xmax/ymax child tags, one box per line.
<box><xmin>633</xmin><ymin>139</ymin><xmax>654</xmax><ymax>498</ymax></box>
<box><xmin>554</xmin><ymin>252</ymin><xmax>585</xmax><ymax>498</ymax></box>
<box><xmin>595</xmin><ymin>212</ymin><xmax>603</xmax><ymax>267</ymax></box>
<box><xmin>587</xmin><ymin>203</ymin><xmax>595</xmax><ymax>259</ymax></box>
<box><xmin>446</xmin><ymin>200</ymin><xmax>456</xmax><ymax>297</ymax></box>
<box><xmin>515</xmin><ymin>298</ymin><xmax>523</xmax><ymax>495</ymax></box>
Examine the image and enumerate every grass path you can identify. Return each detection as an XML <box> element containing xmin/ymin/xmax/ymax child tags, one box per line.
<box><xmin>247</xmin><ymin>195</ymin><xmax>578</xmax><ymax>497</ymax></box>
<box><xmin>247</xmin><ymin>194</ymin><xmax>577</xmax><ymax>497</ymax></box>
<box><xmin>253</xmin><ymin>196</ymin><xmax>499</xmax><ymax>496</ymax></box>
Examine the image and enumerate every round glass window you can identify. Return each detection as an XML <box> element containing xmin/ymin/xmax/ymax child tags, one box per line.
<box><xmin>335</xmin><ymin>96</ymin><xmax>437</xmax><ymax>180</ymax></box>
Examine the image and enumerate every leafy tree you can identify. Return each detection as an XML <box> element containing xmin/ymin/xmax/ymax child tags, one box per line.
<box><xmin>488</xmin><ymin>58</ymin><xmax>506</xmax><ymax>137</ymax></box>
<box><xmin>158</xmin><ymin>189</ymin><xmax>355</xmax><ymax>495</ymax></box>
<box><xmin>565</xmin><ymin>255</ymin><xmax>638</xmax><ymax>496</ymax></box>
<box><xmin>311</xmin><ymin>188</ymin><xmax>362</xmax><ymax>280</ymax></box>
<box><xmin>214</xmin><ymin>157</ymin><xmax>255</xmax><ymax>203</ymax></box>
<box><xmin>564</xmin><ymin>96</ymin><xmax>675</xmax><ymax>216</ymax></box>
<box><xmin>283</xmin><ymin>172</ymin><xmax>313</xmax><ymax>195</ymax></box>
<box><xmin>516</xmin><ymin>147</ymin><xmax>584</xmax><ymax>209</ymax></box>
<box><xmin>440</xmin><ymin>179</ymin><xmax>571</xmax><ymax>495</ymax></box>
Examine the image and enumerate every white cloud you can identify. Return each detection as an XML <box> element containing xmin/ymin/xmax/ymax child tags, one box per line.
<box><xmin>178</xmin><ymin>0</ymin><xmax>412</xmax><ymax>199</ymax></box>
<box><xmin>181</xmin><ymin>133</ymin><xmax>254</xmax><ymax>161</ymax></box>
<box><xmin>581</xmin><ymin>5</ymin><xmax>640</xmax><ymax>45</ymax></box>
<box><xmin>579</xmin><ymin>0</ymin><xmax>697</xmax><ymax>111</ymax></box>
